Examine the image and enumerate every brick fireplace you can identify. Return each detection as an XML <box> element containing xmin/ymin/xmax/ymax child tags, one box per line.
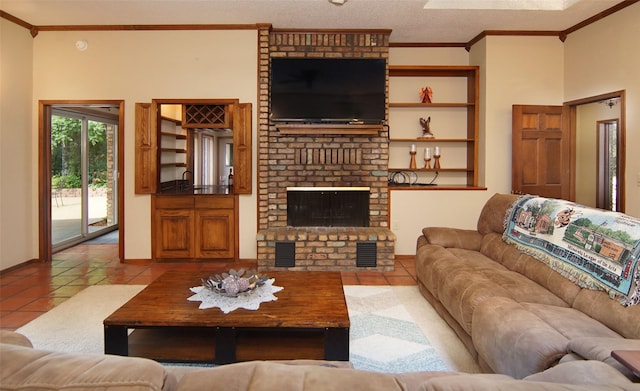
<box><xmin>256</xmin><ymin>27</ymin><xmax>395</xmax><ymax>272</ymax></box>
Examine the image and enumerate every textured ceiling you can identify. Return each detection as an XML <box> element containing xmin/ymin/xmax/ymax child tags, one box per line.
<box><xmin>0</xmin><ymin>0</ymin><xmax>626</xmax><ymax>43</ymax></box>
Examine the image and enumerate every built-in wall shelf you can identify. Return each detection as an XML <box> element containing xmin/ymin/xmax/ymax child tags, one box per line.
<box><xmin>160</xmin><ymin>163</ymin><xmax>187</xmax><ymax>168</ymax></box>
<box><xmin>389</xmin><ymin>138</ymin><xmax>474</xmax><ymax>142</ymax></box>
<box><xmin>388</xmin><ymin>65</ymin><xmax>480</xmax><ymax>189</ymax></box>
<box><xmin>388</xmin><ymin>167</ymin><xmax>472</xmax><ymax>172</ymax></box>
<box><xmin>160</xmin><ymin>132</ymin><xmax>187</xmax><ymax>140</ymax></box>
<box><xmin>389</xmin><ymin>103</ymin><xmax>473</xmax><ymax>108</ymax></box>
<box><xmin>388</xmin><ymin>185</ymin><xmax>487</xmax><ymax>191</ymax></box>
<box><xmin>276</xmin><ymin>124</ymin><xmax>383</xmax><ymax>135</ymax></box>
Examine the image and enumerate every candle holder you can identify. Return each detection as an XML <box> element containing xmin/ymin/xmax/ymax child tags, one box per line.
<box><xmin>424</xmin><ymin>157</ymin><xmax>431</xmax><ymax>169</ymax></box>
<box><xmin>433</xmin><ymin>153</ymin><xmax>441</xmax><ymax>170</ymax></box>
<box><xmin>409</xmin><ymin>150</ymin><xmax>417</xmax><ymax>169</ymax></box>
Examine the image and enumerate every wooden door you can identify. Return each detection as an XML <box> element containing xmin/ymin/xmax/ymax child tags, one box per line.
<box><xmin>512</xmin><ymin>105</ymin><xmax>571</xmax><ymax>199</ymax></box>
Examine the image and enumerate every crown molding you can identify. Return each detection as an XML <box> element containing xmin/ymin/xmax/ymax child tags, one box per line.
<box><xmin>559</xmin><ymin>0</ymin><xmax>639</xmax><ymax>41</ymax></box>
<box><xmin>0</xmin><ymin>10</ymin><xmax>38</xmax><ymax>37</ymax></box>
<box><xmin>389</xmin><ymin>42</ymin><xmax>467</xmax><ymax>48</ymax></box>
<box><xmin>2</xmin><ymin>0</ymin><xmax>637</xmax><ymax>44</ymax></box>
<box><xmin>271</xmin><ymin>28</ymin><xmax>392</xmax><ymax>35</ymax></box>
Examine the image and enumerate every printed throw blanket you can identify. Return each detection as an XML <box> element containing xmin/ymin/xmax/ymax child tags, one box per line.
<box><xmin>503</xmin><ymin>195</ymin><xmax>640</xmax><ymax>306</ymax></box>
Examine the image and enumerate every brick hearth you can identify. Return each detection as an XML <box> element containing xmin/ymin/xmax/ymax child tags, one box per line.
<box><xmin>256</xmin><ymin>27</ymin><xmax>395</xmax><ymax>272</ymax></box>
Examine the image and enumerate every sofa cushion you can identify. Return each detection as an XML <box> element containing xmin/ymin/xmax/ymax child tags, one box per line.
<box><xmin>438</xmin><ymin>269</ymin><xmax>512</xmax><ymax>334</ymax></box>
<box><xmin>523</xmin><ymin>360</ymin><xmax>634</xmax><ymax>389</ymax></box>
<box><xmin>422</xmin><ymin>374</ymin><xmax>627</xmax><ymax>391</ymax></box>
<box><xmin>572</xmin><ymin>289</ymin><xmax>640</xmax><ymax>340</ymax></box>
<box><xmin>477</xmin><ymin>269</ymin><xmax>568</xmax><ymax>307</ymax></box>
<box><xmin>416</xmin><ymin>245</ymin><xmax>506</xmax><ymax>304</ymax></box>
<box><xmin>567</xmin><ymin>337</ymin><xmax>640</xmax><ymax>380</ymax></box>
<box><xmin>471</xmin><ymin>297</ymin><xmax>569</xmax><ymax>378</ymax></box>
<box><xmin>0</xmin><ymin>343</ymin><xmax>169</xmax><ymax>391</ymax></box>
<box><xmin>175</xmin><ymin>361</ymin><xmax>408</xmax><ymax>391</ymax></box>
<box><xmin>520</xmin><ymin>303</ymin><xmax>621</xmax><ymax>340</ymax></box>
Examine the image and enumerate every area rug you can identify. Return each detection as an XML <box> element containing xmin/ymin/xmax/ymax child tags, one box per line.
<box><xmin>16</xmin><ymin>285</ymin><xmax>146</xmax><ymax>354</ymax></box>
<box><xmin>16</xmin><ymin>284</ymin><xmax>478</xmax><ymax>373</ymax></box>
<box><xmin>344</xmin><ymin>285</ymin><xmax>450</xmax><ymax>373</ymax></box>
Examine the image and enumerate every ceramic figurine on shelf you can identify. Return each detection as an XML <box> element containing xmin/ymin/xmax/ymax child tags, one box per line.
<box><xmin>420</xmin><ymin>86</ymin><xmax>433</xmax><ymax>103</ymax></box>
<box><xmin>419</xmin><ymin>116</ymin><xmax>434</xmax><ymax>138</ymax></box>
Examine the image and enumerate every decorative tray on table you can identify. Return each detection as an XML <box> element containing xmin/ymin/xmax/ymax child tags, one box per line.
<box><xmin>201</xmin><ymin>268</ymin><xmax>268</xmax><ymax>297</ymax></box>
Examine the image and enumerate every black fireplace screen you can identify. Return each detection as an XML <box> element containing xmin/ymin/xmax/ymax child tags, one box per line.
<box><xmin>287</xmin><ymin>188</ymin><xmax>369</xmax><ymax>227</ymax></box>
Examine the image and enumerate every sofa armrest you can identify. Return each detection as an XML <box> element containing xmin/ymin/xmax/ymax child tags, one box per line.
<box><xmin>0</xmin><ymin>330</ymin><xmax>33</xmax><ymax>348</ymax></box>
<box><xmin>420</xmin><ymin>227</ymin><xmax>482</xmax><ymax>251</ymax></box>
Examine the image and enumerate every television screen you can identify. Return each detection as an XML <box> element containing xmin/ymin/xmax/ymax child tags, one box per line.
<box><xmin>270</xmin><ymin>58</ymin><xmax>386</xmax><ymax>124</ymax></box>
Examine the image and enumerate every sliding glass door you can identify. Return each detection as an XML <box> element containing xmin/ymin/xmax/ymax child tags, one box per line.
<box><xmin>51</xmin><ymin>107</ymin><xmax>118</xmax><ymax>251</ymax></box>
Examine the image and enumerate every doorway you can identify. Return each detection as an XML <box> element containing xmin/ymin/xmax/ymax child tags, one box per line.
<box><xmin>39</xmin><ymin>101</ymin><xmax>125</xmax><ymax>262</ymax></box>
<box><xmin>568</xmin><ymin>91</ymin><xmax>625</xmax><ymax>212</ymax></box>
<box><xmin>597</xmin><ymin>119</ymin><xmax>619</xmax><ymax>211</ymax></box>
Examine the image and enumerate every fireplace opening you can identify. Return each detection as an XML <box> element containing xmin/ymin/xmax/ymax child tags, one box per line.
<box><xmin>287</xmin><ymin>187</ymin><xmax>370</xmax><ymax>227</ymax></box>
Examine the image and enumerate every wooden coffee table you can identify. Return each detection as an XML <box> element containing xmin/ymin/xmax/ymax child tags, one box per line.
<box><xmin>104</xmin><ymin>270</ymin><xmax>350</xmax><ymax>364</ymax></box>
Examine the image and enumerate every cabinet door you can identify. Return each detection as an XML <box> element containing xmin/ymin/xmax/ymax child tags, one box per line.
<box><xmin>195</xmin><ymin>209</ymin><xmax>235</xmax><ymax>259</ymax></box>
<box><xmin>232</xmin><ymin>102</ymin><xmax>252</xmax><ymax>194</ymax></box>
<box><xmin>154</xmin><ymin>209</ymin><xmax>194</xmax><ymax>258</ymax></box>
<box><xmin>135</xmin><ymin>102</ymin><xmax>158</xmax><ymax>194</ymax></box>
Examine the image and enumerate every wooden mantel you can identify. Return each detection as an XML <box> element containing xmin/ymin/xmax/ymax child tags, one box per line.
<box><xmin>276</xmin><ymin>123</ymin><xmax>383</xmax><ymax>136</ymax></box>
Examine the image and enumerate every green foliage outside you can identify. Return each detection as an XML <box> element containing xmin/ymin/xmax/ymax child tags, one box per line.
<box><xmin>51</xmin><ymin>115</ymin><xmax>109</xmax><ymax>189</ymax></box>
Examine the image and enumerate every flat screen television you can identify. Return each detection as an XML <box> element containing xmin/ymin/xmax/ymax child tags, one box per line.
<box><xmin>270</xmin><ymin>58</ymin><xmax>386</xmax><ymax>124</ymax></box>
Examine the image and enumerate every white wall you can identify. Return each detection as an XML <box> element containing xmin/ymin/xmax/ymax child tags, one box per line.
<box><xmin>0</xmin><ymin>19</ymin><xmax>36</xmax><ymax>271</ymax></box>
<box><xmin>31</xmin><ymin>29</ymin><xmax>258</xmax><ymax>261</ymax></box>
<box><xmin>388</xmin><ymin>37</ymin><xmax>565</xmax><ymax>255</ymax></box>
<box><xmin>564</xmin><ymin>1</ymin><xmax>640</xmax><ymax>217</ymax></box>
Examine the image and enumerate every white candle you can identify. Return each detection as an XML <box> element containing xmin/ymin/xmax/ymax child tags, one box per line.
<box><xmin>435</xmin><ymin>146</ymin><xmax>440</xmax><ymax>156</ymax></box>
<box><xmin>411</xmin><ymin>144</ymin><xmax>416</xmax><ymax>152</ymax></box>
<box><xmin>425</xmin><ymin>147</ymin><xmax>431</xmax><ymax>159</ymax></box>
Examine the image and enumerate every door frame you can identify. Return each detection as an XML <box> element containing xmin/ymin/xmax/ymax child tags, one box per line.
<box><xmin>565</xmin><ymin>90</ymin><xmax>625</xmax><ymax>212</ymax></box>
<box><xmin>39</xmin><ymin>100</ymin><xmax>125</xmax><ymax>262</ymax></box>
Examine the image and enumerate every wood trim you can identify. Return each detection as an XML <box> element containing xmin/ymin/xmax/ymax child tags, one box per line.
<box><xmin>0</xmin><ymin>258</ymin><xmax>42</xmax><ymax>275</ymax></box>
<box><xmin>560</xmin><ymin>0</ymin><xmax>640</xmax><ymax>41</ymax></box>
<box><xmin>466</xmin><ymin>30</ymin><xmax>561</xmax><ymax>50</ymax></box>
<box><xmin>0</xmin><ymin>10</ymin><xmax>38</xmax><ymax>36</ymax></box>
<box><xmin>271</xmin><ymin>28</ymin><xmax>392</xmax><ymax>35</ymax></box>
<box><xmin>564</xmin><ymin>90</ymin><xmax>625</xmax><ymax>107</ymax></box>
<box><xmin>389</xmin><ymin>42</ymin><xmax>467</xmax><ymax>48</ymax></box>
<box><xmin>564</xmin><ymin>90</ymin><xmax>626</xmax><ymax>212</ymax></box>
<box><xmin>38</xmin><ymin>104</ymin><xmax>52</xmax><ymax>263</ymax></box>
<box><xmin>39</xmin><ymin>100</ymin><xmax>125</xmax><ymax>262</ymax></box>
<box><xmin>388</xmin><ymin>185</ymin><xmax>487</xmax><ymax>191</ymax></box>
<box><xmin>276</xmin><ymin>124</ymin><xmax>383</xmax><ymax>136</ymax></box>
<box><xmin>35</xmin><ymin>24</ymin><xmax>260</xmax><ymax>32</ymax></box>
<box><xmin>154</xmin><ymin>98</ymin><xmax>239</xmax><ymax>105</ymax></box>
<box><xmin>389</xmin><ymin>65</ymin><xmax>478</xmax><ymax>77</ymax></box>
<box><xmin>117</xmin><ymin>102</ymin><xmax>126</xmax><ymax>262</ymax></box>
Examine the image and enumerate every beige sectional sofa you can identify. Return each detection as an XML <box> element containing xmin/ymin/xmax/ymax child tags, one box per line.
<box><xmin>0</xmin><ymin>330</ymin><xmax>637</xmax><ymax>390</ymax></box>
<box><xmin>415</xmin><ymin>193</ymin><xmax>640</xmax><ymax>380</ymax></box>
